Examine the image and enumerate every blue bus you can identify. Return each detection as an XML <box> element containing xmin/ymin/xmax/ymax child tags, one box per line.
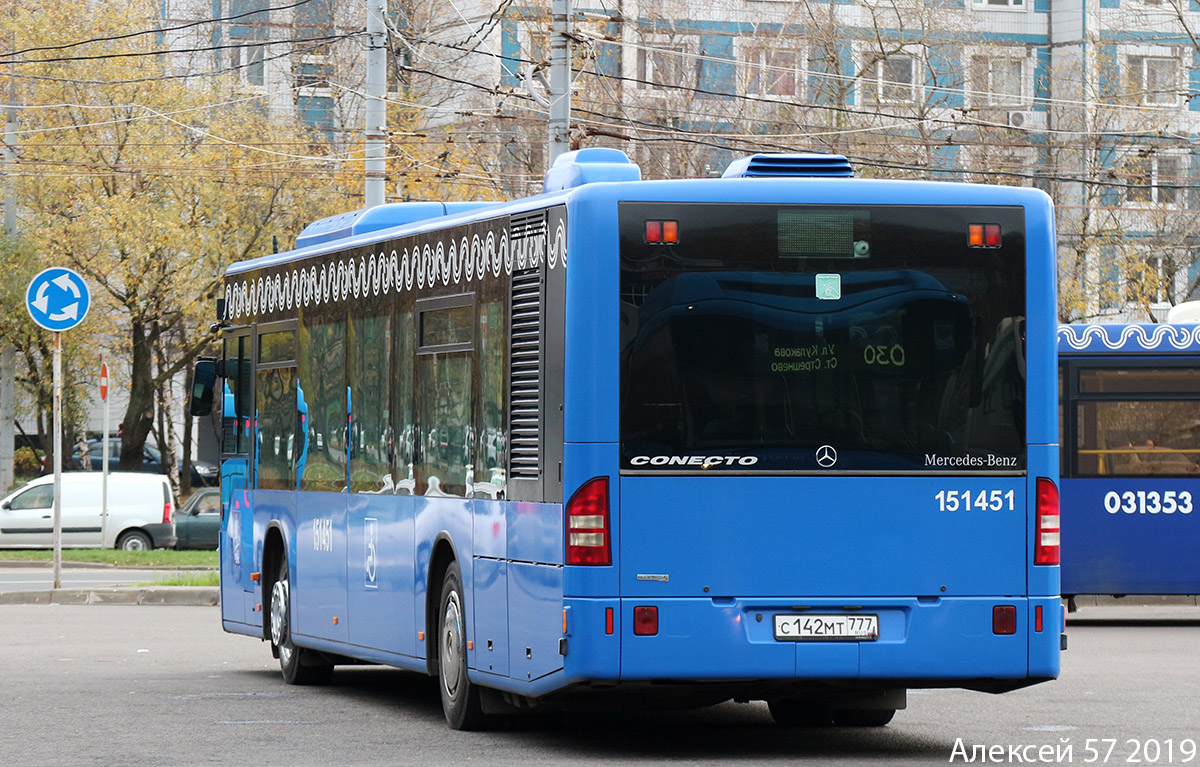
<box><xmin>191</xmin><ymin>149</ymin><xmax>1062</xmax><ymax>729</ymax></box>
<box><xmin>1058</xmin><ymin>323</ymin><xmax>1200</xmax><ymax>597</ymax></box>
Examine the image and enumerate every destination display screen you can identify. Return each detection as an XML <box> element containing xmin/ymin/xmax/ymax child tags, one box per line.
<box><xmin>618</xmin><ymin>202</ymin><xmax>1027</xmax><ymax>473</ymax></box>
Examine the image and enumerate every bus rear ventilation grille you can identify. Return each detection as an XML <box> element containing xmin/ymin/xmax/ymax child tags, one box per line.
<box><xmin>509</xmin><ymin>269</ymin><xmax>542</xmax><ymax>478</ymax></box>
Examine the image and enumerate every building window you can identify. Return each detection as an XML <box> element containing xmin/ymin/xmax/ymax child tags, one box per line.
<box><xmin>1129</xmin><ymin>56</ymin><xmax>1179</xmax><ymax>106</ymax></box>
<box><xmin>638</xmin><ymin>41</ymin><xmax>694</xmax><ymax>90</ymax></box>
<box><xmin>971</xmin><ymin>56</ymin><xmax>1024</xmax><ymax>106</ymax></box>
<box><xmin>744</xmin><ymin>48</ymin><xmax>803</xmax><ymax>98</ymax></box>
<box><xmin>1125</xmin><ymin>154</ymin><xmax>1181</xmax><ymax>204</ymax></box>
<box><xmin>1127</xmin><ymin>254</ymin><xmax>1182</xmax><ymax>305</ymax></box>
<box><xmin>861</xmin><ymin>55</ymin><xmax>916</xmax><ymax>104</ymax></box>
<box><xmin>972</xmin><ymin>0</ymin><xmax>1025</xmax><ymax>8</ymax></box>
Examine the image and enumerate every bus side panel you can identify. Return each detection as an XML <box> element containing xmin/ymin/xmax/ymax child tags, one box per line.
<box><xmin>347</xmin><ymin>493</ymin><xmax>417</xmax><ymax>657</ymax></box>
<box><xmin>1061</xmin><ymin>478</ymin><xmax>1200</xmax><ymax>594</ymax></box>
<box><xmin>414</xmin><ymin>496</ymin><xmax>474</xmax><ymax>663</ymax></box>
<box><xmin>294</xmin><ymin>491</ymin><xmax>348</xmax><ymax>643</ymax></box>
<box><xmin>508</xmin><ymin>561</ymin><xmax>565</xmax><ymax>682</ymax></box>
<box><xmin>473</xmin><ymin>498</ymin><xmax>508</xmax><ymax>676</ymax></box>
<box><xmin>472</xmin><ymin>557</ymin><xmax>508</xmax><ymax>676</ymax></box>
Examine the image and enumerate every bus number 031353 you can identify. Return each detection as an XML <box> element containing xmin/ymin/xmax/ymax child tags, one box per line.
<box><xmin>935</xmin><ymin>489</ymin><xmax>1016</xmax><ymax>512</ymax></box>
<box><xmin>1103</xmin><ymin>490</ymin><xmax>1193</xmax><ymax>515</ymax></box>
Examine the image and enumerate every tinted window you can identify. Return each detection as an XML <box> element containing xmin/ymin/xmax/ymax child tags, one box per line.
<box><xmin>416</xmin><ymin>355</ymin><xmax>472</xmax><ymax>496</ymax></box>
<box><xmin>256</xmin><ymin>367</ymin><xmax>297</xmax><ymax>490</ymax></box>
<box><xmin>299</xmin><ymin>316</ymin><xmax>347</xmax><ymax>492</ymax></box>
<box><xmin>350</xmin><ymin>311</ymin><xmax>392</xmax><ymax>493</ymax></box>
<box><xmin>223</xmin><ymin>335</ymin><xmax>253</xmax><ymax>454</ymax></box>
<box><xmin>475</xmin><ymin>299</ymin><xmax>507</xmax><ymax>499</ymax></box>
<box><xmin>620</xmin><ymin>203</ymin><xmax>1027</xmax><ymax>473</ymax></box>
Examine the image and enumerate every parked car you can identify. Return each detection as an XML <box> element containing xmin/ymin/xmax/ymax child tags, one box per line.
<box><xmin>0</xmin><ymin>472</ymin><xmax>176</xmax><ymax>550</ymax></box>
<box><xmin>72</xmin><ymin>439</ymin><xmax>219</xmax><ymax>487</ymax></box>
<box><xmin>175</xmin><ymin>488</ymin><xmax>220</xmax><ymax>550</ymax></box>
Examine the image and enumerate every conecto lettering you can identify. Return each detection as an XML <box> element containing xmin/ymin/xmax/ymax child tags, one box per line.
<box><xmin>629</xmin><ymin>455</ymin><xmax>759</xmax><ymax>467</ymax></box>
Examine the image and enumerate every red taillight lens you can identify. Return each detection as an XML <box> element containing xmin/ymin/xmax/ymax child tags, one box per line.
<box><xmin>633</xmin><ymin>606</ymin><xmax>658</xmax><ymax>636</ymax></box>
<box><xmin>163</xmin><ymin>502</ymin><xmax>174</xmax><ymax>524</ymax></box>
<box><xmin>644</xmin><ymin>221</ymin><xmax>662</xmax><ymax>243</ymax></box>
<box><xmin>1035</xmin><ymin>477</ymin><xmax>1060</xmax><ymax>565</ymax></box>
<box><xmin>993</xmin><ymin>605</ymin><xmax>1017</xmax><ymax>635</ymax></box>
<box><xmin>566</xmin><ymin>477</ymin><xmax>611</xmax><ymax>566</ymax></box>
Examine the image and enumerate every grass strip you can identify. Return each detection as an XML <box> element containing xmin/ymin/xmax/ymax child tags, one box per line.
<box><xmin>0</xmin><ymin>549</ymin><xmax>217</xmax><ymax>568</ymax></box>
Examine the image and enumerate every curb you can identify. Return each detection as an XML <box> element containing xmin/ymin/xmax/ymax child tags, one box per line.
<box><xmin>0</xmin><ymin>587</ymin><xmax>220</xmax><ymax>606</ymax></box>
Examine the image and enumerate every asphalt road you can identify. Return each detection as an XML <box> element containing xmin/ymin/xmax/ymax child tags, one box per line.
<box><xmin>1</xmin><ymin>605</ymin><xmax>1197</xmax><ymax>767</ymax></box>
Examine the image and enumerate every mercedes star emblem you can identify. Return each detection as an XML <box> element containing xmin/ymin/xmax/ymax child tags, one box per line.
<box><xmin>815</xmin><ymin>445</ymin><xmax>838</xmax><ymax>468</ymax></box>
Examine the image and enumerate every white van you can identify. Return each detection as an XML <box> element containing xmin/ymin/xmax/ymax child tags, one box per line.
<box><xmin>0</xmin><ymin>472</ymin><xmax>177</xmax><ymax>550</ymax></box>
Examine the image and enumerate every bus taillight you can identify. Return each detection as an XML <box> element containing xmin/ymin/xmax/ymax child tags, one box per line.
<box><xmin>566</xmin><ymin>477</ymin><xmax>611</xmax><ymax>566</ymax></box>
<box><xmin>1035</xmin><ymin>477</ymin><xmax>1060</xmax><ymax>566</ymax></box>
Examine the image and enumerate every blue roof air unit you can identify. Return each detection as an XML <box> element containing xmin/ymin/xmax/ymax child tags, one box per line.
<box><xmin>722</xmin><ymin>153</ymin><xmax>854</xmax><ymax>179</ymax></box>
<box><xmin>543</xmin><ymin>147</ymin><xmax>642</xmax><ymax>192</ymax></box>
<box><xmin>294</xmin><ymin>201</ymin><xmax>496</xmax><ymax>250</ymax></box>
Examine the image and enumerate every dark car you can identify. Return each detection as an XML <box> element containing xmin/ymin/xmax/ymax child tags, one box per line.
<box><xmin>77</xmin><ymin>439</ymin><xmax>219</xmax><ymax>487</ymax></box>
<box><xmin>175</xmin><ymin>488</ymin><xmax>221</xmax><ymax>550</ymax></box>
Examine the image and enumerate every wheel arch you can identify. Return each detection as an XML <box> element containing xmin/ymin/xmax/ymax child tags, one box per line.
<box><xmin>114</xmin><ymin>526</ymin><xmax>152</xmax><ymax>550</ymax></box>
<box><xmin>425</xmin><ymin>532</ymin><xmax>460</xmax><ymax>677</ymax></box>
<box><xmin>261</xmin><ymin>521</ymin><xmax>287</xmax><ymax>642</ymax></box>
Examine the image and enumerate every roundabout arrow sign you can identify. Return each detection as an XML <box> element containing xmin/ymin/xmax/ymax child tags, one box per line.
<box><xmin>26</xmin><ymin>267</ymin><xmax>90</xmax><ymax>332</ymax></box>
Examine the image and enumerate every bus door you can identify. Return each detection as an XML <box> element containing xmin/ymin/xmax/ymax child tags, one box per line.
<box><xmin>221</xmin><ymin>330</ymin><xmax>255</xmax><ymax>624</ymax></box>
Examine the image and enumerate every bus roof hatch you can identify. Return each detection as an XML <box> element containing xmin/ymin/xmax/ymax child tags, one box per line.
<box><xmin>722</xmin><ymin>153</ymin><xmax>855</xmax><ymax>179</ymax></box>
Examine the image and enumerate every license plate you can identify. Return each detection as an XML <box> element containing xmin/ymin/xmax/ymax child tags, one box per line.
<box><xmin>774</xmin><ymin>614</ymin><xmax>879</xmax><ymax>641</ymax></box>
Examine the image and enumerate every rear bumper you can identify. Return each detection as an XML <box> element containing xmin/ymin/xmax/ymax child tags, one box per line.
<box><xmin>143</xmin><ymin>523</ymin><xmax>177</xmax><ymax>549</ymax></box>
<box><xmin>563</xmin><ymin>595</ymin><xmax>1062</xmax><ymax>686</ymax></box>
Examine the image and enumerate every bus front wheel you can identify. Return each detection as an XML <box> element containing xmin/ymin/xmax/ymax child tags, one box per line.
<box><xmin>437</xmin><ymin>561</ymin><xmax>486</xmax><ymax>730</ymax></box>
<box><xmin>269</xmin><ymin>555</ymin><xmax>333</xmax><ymax>686</ymax></box>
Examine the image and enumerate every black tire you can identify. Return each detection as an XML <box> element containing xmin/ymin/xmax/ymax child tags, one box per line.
<box><xmin>437</xmin><ymin>562</ymin><xmax>486</xmax><ymax>730</ymax></box>
<box><xmin>268</xmin><ymin>554</ymin><xmax>333</xmax><ymax>686</ymax></box>
<box><xmin>833</xmin><ymin>708</ymin><xmax>896</xmax><ymax>727</ymax></box>
<box><xmin>768</xmin><ymin>699</ymin><xmax>834</xmax><ymax>727</ymax></box>
<box><xmin>116</xmin><ymin>530</ymin><xmax>152</xmax><ymax>551</ymax></box>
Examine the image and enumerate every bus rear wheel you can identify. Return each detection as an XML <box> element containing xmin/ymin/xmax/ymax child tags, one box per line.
<box><xmin>437</xmin><ymin>562</ymin><xmax>486</xmax><ymax>730</ymax></box>
<box><xmin>269</xmin><ymin>555</ymin><xmax>333</xmax><ymax>686</ymax></box>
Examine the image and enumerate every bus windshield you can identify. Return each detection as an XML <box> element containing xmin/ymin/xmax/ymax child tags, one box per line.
<box><xmin>619</xmin><ymin>202</ymin><xmax>1027</xmax><ymax>473</ymax></box>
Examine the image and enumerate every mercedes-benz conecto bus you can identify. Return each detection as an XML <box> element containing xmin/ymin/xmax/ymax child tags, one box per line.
<box><xmin>191</xmin><ymin>149</ymin><xmax>1062</xmax><ymax>730</ymax></box>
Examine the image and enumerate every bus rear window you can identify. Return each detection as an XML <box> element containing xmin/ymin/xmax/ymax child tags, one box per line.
<box><xmin>619</xmin><ymin>202</ymin><xmax>1027</xmax><ymax>473</ymax></box>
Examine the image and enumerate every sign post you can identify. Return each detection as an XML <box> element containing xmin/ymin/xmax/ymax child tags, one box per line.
<box><xmin>100</xmin><ymin>360</ymin><xmax>109</xmax><ymax>546</ymax></box>
<box><xmin>25</xmin><ymin>267</ymin><xmax>90</xmax><ymax>590</ymax></box>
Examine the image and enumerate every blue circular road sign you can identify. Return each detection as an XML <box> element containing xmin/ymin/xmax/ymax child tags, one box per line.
<box><xmin>26</xmin><ymin>267</ymin><xmax>91</xmax><ymax>332</ymax></box>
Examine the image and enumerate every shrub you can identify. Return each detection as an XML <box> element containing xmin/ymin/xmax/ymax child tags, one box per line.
<box><xmin>14</xmin><ymin>446</ymin><xmax>40</xmax><ymax>477</ymax></box>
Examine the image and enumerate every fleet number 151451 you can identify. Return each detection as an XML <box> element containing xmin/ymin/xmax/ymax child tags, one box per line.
<box><xmin>935</xmin><ymin>489</ymin><xmax>1015</xmax><ymax>512</ymax></box>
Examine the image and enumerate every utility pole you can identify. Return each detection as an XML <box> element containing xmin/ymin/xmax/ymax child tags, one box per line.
<box><xmin>548</xmin><ymin>0</ymin><xmax>572</xmax><ymax>165</ymax></box>
<box><xmin>1</xmin><ymin>33</ymin><xmax>17</xmax><ymax>494</ymax></box>
<box><xmin>364</xmin><ymin>0</ymin><xmax>387</xmax><ymax>208</ymax></box>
